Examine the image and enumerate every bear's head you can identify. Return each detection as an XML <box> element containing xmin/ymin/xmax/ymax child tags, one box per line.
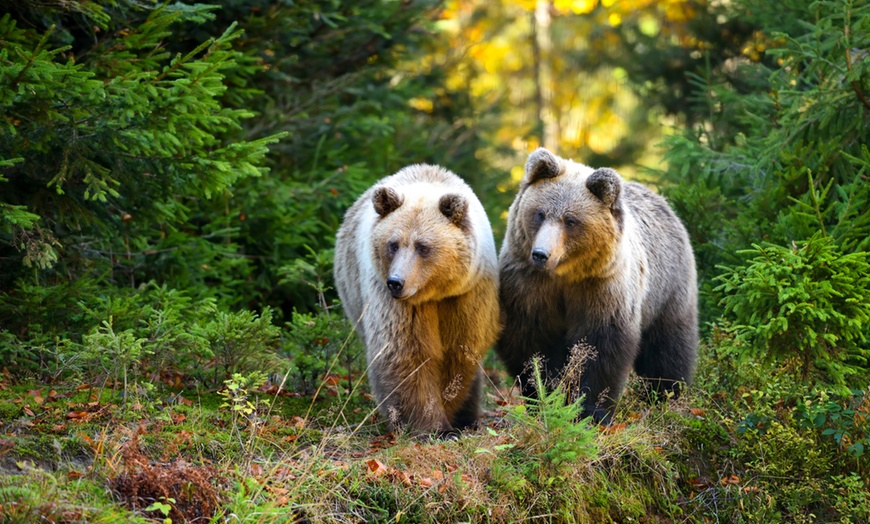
<box><xmin>510</xmin><ymin>147</ymin><xmax>624</xmax><ymax>281</ymax></box>
<box><xmin>370</xmin><ymin>183</ymin><xmax>473</xmax><ymax>303</ymax></box>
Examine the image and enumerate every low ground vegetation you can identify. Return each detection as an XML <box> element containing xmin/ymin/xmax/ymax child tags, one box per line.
<box><xmin>1</xmin><ymin>336</ymin><xmax>867</xmax><ymax>523</ymax></box>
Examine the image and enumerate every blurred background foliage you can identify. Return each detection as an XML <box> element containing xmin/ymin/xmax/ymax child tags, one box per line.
<box><xmin>1</xmin><ymin>0</ymin><xmax>868</xmax><ymax>417</ymax></box>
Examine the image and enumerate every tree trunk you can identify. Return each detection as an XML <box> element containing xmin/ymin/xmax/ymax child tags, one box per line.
<box><xmin>532</xmin><ymin>0</ymin><xmax>559</xmax><ymax>150</ymax></box>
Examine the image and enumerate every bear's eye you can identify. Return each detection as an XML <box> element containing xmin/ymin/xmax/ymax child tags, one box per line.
<box><xmin>564</xmin><ymin>217</ymin><xmax>579</xmax><ymax>229</ymax></box>
<box><xmin>534</xmin><ymin>210</ymin><xmax>545</xmax><ymax>223</ymax></box>
<box><xmin>416</xmin><ymin>243</ymin><xmax>431</xmax><ymax>256</ymax></box>
<box><xmin>388</xmin><ymin>241</ymin><xmax>399</xmax><ymax>254</ymax></box>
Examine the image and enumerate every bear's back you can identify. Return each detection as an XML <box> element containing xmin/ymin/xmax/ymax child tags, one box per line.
<box><xmin>622</xmin><ymin>182</ymin><xmax>696</xmax><ymax>327</ymax></box>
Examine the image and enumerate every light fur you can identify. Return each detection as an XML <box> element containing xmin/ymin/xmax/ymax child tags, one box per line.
<box><xmin>334</xmin><ymin>164</ymin><xmax>501</xmax><ymax>434</ymax></box>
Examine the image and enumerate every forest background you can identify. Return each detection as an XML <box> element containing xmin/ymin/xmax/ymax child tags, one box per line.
<box><xmin>0</xmin><ymin>0</ymin><xmax>869</xmax><ymax>522</ymax></box>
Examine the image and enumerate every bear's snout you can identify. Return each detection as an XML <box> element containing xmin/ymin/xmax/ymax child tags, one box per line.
<box><xmin>386</xmin><ymin>276</ymin><xmax>405</xmax><ymax>298</ymax></box>
<box><xmin>531</xmin><ymin>248</ymin><xmax>550</xmax><ymax>267</ymax></box>
<box><xmin>530</xmin><ymin>222</ymin><xmax>564</xmax><ymax>271</ymax></box>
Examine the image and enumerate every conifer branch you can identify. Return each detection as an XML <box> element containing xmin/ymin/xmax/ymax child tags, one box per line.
<box><xmin>843</xmin><ymin>6</ymin><xmax>870</xmax><ymax>110</ymax></box>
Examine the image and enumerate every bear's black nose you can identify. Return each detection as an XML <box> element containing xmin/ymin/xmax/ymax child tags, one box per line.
<box><xmin>386</xmin><ymin>277</ymin><xmax>404</xmax><ymax>297</ymax></box>
<box><xmin>531</xmin><ymin>249</ymin><xmax>549</xmax><ymax>266</ymax></box>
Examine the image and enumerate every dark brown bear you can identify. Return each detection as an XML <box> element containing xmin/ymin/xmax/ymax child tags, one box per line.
<box><xmin>496</xmin><ymin>147</ymin><xmax>698</xmax><ymax>422</ymax></box>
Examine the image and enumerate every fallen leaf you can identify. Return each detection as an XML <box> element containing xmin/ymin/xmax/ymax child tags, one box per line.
<box><xmin>283</xmin><ymin>435</ymin><xmax>298</xmax><ymax>443</ymax></box>
<box><xmin>720</xmin><ymin>474</ymin><xmax>740</xmax><ymax>486</ymax></box>
<box><xmin>601</xmin><ymin>423</ymin><xmax>627</xmax><ymax>435</ymax></box>
<box><xmin>67</xmin><ymin>471</ymin><xmax>83</xmax><ymax>480</ymax></box>
<box><xmin>418</xmin><ymin>477</ymin><xmax>433</xmax><ymax>488</ymax></box>
<box><xmin>249</xmin><ymin>463</ymin><xmax>263</xmax><ymax>479</ymax></box>
<box><xmin>686</xmin><ymin>477</ymin><xmax>711</xmax><ymax>490</ymax></box>
<box><xmin>23</xmin><ymin>406</ymin><xmax>35</xmax><ymax>417</ymax></box>
<box><xmin>392</xmin><ymin>469</ymin><xmax>412</xmax><ymax>486</ymax></box>
<box><xmin>366</xmin><ymin>459</ymin><xmax>388</xmax><ymax>477</ymax></box>
<box><xmin>290</xmin><ymin>416</ymin><xmax>306</xmax><ymax>428</ymax></box>
<box><xmin>689</xmin><ymin>408</ymin><xmax>706</xmax><ymax>418</ymax></box>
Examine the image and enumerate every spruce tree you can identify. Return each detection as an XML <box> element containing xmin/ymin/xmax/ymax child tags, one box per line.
<box><xmin>658</xmin><ymin>0</ymin><xmax>870</xmax><ymax>387</ymax></box>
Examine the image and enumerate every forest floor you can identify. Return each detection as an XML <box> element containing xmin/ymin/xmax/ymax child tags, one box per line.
<box><xmin>0</xmin><ymin>359</ymin><xmax>866</xmax><ymax>523</ymax></box>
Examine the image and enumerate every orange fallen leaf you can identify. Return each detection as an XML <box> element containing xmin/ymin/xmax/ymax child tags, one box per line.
<box><xmin>67</xmin><ymin>471</ymin><xmax>83</xmax><ymax>480</ymax></box>
<box><xmin>290</xmin><ymin>416</ymin><xmax>306</xmax><ymax>428</ymax></box>
<box><xmin>283</xmin><ymin>435</ymin><xmax>298</xmax><ymax>443</ymax></box>
<box><xmin>720</xmin><ymin>474</ymin><xmax>740</xmax><ymax>486</ymax></box>
<box><xmin>249</xmin><ymin>463</ymin><xmax>263</xmax><ymax>478</ymax></box>
<box><xmin>601</xmin><ymin>423</ymin><xmax>627</xmax><ymax>435</ymax></box>
<box><xmin>392</xmin><ymin>470</ymin><xmax>412</xmax><ymax>486</ymax></box>
<box><xmin>365</xmin><ymin>459</ymin><xmax>388</xmax><ymax>477</ymax></box>
<box><xmin>418</xmin><ymin>477</ymin><xmax>433</xmax><ymax>488</ymax></box>
<box><xmin>23</xmin><ymin>406</ymin><xmax>35</xmax><ymax>417</ymax></box>
<box><xmin>689</xmin><ymin>408</ymin><xmax>706</xmax><ymax>417</ymax></box>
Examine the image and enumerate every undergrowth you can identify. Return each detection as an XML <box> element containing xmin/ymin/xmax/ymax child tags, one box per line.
<box><xmin>4</xmin><ymin>333</ymin><xmax>866</xmax><ymax>523</ymax></box>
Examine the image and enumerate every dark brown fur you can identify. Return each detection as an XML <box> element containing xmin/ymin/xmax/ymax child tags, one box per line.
<box><xmin>496</xmin><ymin>148</ymin><xmax>698</xmax><ymax>422</ymax></box>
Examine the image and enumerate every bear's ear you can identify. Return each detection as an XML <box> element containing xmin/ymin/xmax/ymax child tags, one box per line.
<box><xmin>586</xmin><ymin>168</ymin><xmax>622</xmax><ymax>208</ymax></box>
<box><xmin>372</xmin><ymin>186</ymin><xmax>404</xmax><ymax>217</ymax></box>
<box><xmin>439</xmin><ymin>193</ymin><xmax>468</xmax><ymax>227</ymax></box>
<box><xmin>523</xmin><ymin>147</ymin><xmax>563</xmax><ymax>186</ymax></box>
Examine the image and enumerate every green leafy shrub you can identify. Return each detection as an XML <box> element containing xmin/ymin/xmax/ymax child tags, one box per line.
<box><xmin>715</xmin><ymin>233</ymin><xmax>870</xmax><ymax>391</ymax></box>
<box><xmin>797</xmin><ymin>388</ymin><xmax>870</xmax><ymax>464</ymax></box>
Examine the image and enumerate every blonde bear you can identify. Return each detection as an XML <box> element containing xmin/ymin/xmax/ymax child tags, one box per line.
<box><xmin>334</xmin><ymin>165</ymin><xmax>500</xmax><ymax>435</ymax></box>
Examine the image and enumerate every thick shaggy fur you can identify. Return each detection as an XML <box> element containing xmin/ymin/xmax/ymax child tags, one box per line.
<box><xmin>496</xmin><ymin>148</ymin><xmax>698</xmax><ymax>422</ymax></box>
<box><xmin>334</xmin><ymin>165</ymin><xmax>500</xmax><ymax>434</ymax></box>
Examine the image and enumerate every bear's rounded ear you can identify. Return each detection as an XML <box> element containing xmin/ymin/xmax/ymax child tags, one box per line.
<box><xmin>439</xmin><ymin>193</ymin><xmax>468</xmax><ymax>227</ymax></box>
<box><xmin>372</xmin><ymin>186</ymin><xmax>404</xmax><ymax>217</ymax></box>
<box><xmin>586</xmin><ymin>168</ymin><xmax>622</xmax><ymax>208</ymax></box>
<box><xmin>523</xmin><ymin>147</ymin><xmax>563</xmax><ymax>186</ymax></box>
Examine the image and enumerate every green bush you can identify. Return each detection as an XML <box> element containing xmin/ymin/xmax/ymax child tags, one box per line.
<box><xmin>716</xmin><ymin>233</ymin><xmax>870</xmax><ymax>391</ymax></box>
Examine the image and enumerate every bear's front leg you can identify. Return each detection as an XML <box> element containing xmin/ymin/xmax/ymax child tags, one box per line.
<box><xmin>572</xmin><ymin>323</ymin><xmax>641</xmax><ymax>424</ymax></box>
